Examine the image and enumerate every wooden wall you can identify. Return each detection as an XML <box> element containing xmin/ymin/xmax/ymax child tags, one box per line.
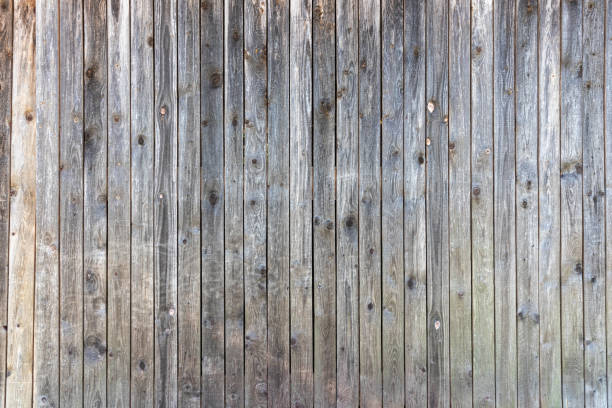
<box><xmin>0</xmin><ymin>0</ymin><xmax>611</xmax><ymax>406</ymax></box>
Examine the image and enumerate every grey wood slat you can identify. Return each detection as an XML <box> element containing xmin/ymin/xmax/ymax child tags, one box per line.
<box><xmin>336</xmin><ymin>0</ymin><xmax>359</xmax><ymax>401</ymax></box>
<box><xmin>471</xmin><ymin>0</ymin><xmax>494</xmax><ymax>405</ymax></box>
<box><xmin>107</xmin><ymin>0</ymin><xmax>131</xmax><ymax>405</ymax></box>
<box><xmin>358</xmin><ymin>0</ymin><xmax>382</xmax><ymax>402</ymax></box>
<box><xmin>83</xmin><ymin>0</ymin><xmax>107</xmax><ymax>405</ymax></box>
<box><xmin>0</xmin><ymin>0</ymin><xmax>11</xmax><ymax>405</ymax></box>
<box><xmin>582</xmin><ymin>0</ymin><xmax>607</xmax><ymax>405</ymax></box>
<box><xmin>224</xmin><ymin>0</ymin><xmax>245</xmax><ymax>402</ymax></box>
<box><xmin>130</xmin><ymin>0</ymin><xmax>155</xmax><ymax>405</ymax></box>
<box><xmin>448</xmin><ymin>0</ymin><xmax>472</xmax><ymax>405</ymax></box>
<box><xmin>313</xmin><ymin>0</ymin><xmax>336</xmax><ymax>403</ymax></box>
<box><xmin>403</xmin><ymin>0</ymin><xmax>427</xmax><ymax>405</ymax></box>
<box><xmin>34</xmin><ymin>1</ymin><xmax>60</xmax><ymax>406</ymax></box>
<box><xmin>605</xmin><ymin>0</ymin><xmax>612</xmax><ymax>404</ymax></box>
<box><xmin>538</xmin><ymin>0</ymin><xmax>562</xmax><ymax>405</ymax></box>
<box><xmin>5</xmin><ymin>0</ymin><xmax>35</xmax><ymax>405</ymax></box>
<box><xmin>381</xmin><ymin>0</ymin><xmax>403</xmax><ymax>402</ymax></box>
<box><xmin>560</xmin><ymin>0</ymin><xmax>584</xmax><ymax>404</ymax></box>
<box><xmin>244</xmin><ymin>0</ymin><xmax>268</xmax><ymax>404</ymax></box>
<box><xmin>154</xmin><ymin>0</ymin><xmax>179</xmax><ymax>404</ymax></box>
<box><xmin>493</xmin><ymin>0</ymin><xmax>517</xmax><ymax>404</ymax></box>
<box><xmin>426</xmin><ymin>0</ymin><xmax>450</xmax><ymax>405</ymax></box>
<box><xmin>267</xmin><ymin>0</ymin><xmax>290</xmax><ymax>403</ymax></box>
<box><xmin>515</xmin><ymin>1</ymin><xmax>540</xmax><ymax>405</ymax></box>
<box><xmin>201</xmin><ymin>0</ymin><xmax>225</xmax><ymax>403</ymax></box>
<box><xmin>59</xmin><ymin>0</ymin><xmax>84</xmax><ymax>404</ymax></box>
<box><xmin>289</xmin><ymin>0</ymin><xmax>314</xmax><ymax>402</ymax></box>
<box><xmin>177</xmin><ymin>0</ymin><xmax>201</xmax><ymax>406</ymax></box>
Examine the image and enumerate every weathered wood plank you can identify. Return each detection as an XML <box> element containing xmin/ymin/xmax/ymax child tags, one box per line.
<box><xmin>560</xmin><ymin>0</ymin><xmax>584</xmax><ymax>404</ymax></box>
<box><xmin>403</xmin><ymin>0</ymin><xmax>427</xmax><ymax>405</ymax></box>
<box><xmin>59</xmin><ymin>0</ymin><xmax>85</xmax><ymax>404</ymax></box>
<box><xmin>108</xmin><ymin>0</ymin><xmax>131</xmax><ymax>405</ymax></box>
<box><xmin>177</xmin><ymin>0</ymin><xmax>201</xmax><ymax>406</ymax></box>
<box><xmin>538</xmin><ymin>0</ymin><xmax>562</xmax><ymax>405</ymax></box>
<box><xmin>515</xmin><ymin>1</ymin><xmax>539</xmax><ymax>405</ymax></box>
<box><xmin>493</xmin><ymin>0</ymin><xmax>517</xmax><ymax>404</ymax></box>
<box><xmin>471</xmin><ymin>0</ymin><xmax>494</xmax><ymax>405</ymax></box>
<box><xmin>359</xmin><ymin>0</ymin><xmax>382</xmax><ymax>403</ymax></box>
<box><xmin>0</xmin><ymin>0</ymin><xmax>11</xmax><ymax>405</ymax></box>
<box><xmin>154</xmin><ymin>0</ymin><xmax>179</xmax><ymax>404</ymax></box>
<box><xmin>201</xmin><ymin>0</ymin><xmax>225</xmax><ymax>403</ymax></box>
<box><xmin>83</xmin><ymin>0</ymin><xmax>107</xmax><ymax>404</ymax></box>
<box><xmin>582</xmin><ymin>0</ymin><xmax>606</xmax><ymax>405</ymax></box>
<box><xmin>448</xmin><ymin>0</ymin><xmax>472</xmax><ymax>405</ymax></box>
<box><xmin>313</xmin><ymin>0</ymin><xmax>336</xmax><ymax>403</ymax></box>
<box><xmin>5</xmin><ymin>0</ymin><xmax>35</xmax><ymax>405</ymax></box>
<box><xmin>224</xmin><ymin>0</ymin><xmax>245</xmax><ymax>402</ymax></box>
<box><xmin>34</xmin><ymin>1</ymin><xmax>60</xmax><ymax>406</ymax></box>
<box><xmin>244</xmin><ymin>0</ymin><xmax>268</xmax><ymax>404</ymax></box>
<box><xmin>381</xmin><ymin>0</ymin><xmax>403</xmax><ymax>403</ymax></box>
<box><xmin>605</xmin><ymin>0</ymin><xmax>612</xmax><ymax>404</ymax></box>
<box><xmin>130</xmin><ymin>0</ymin><xmax>155</xmax><ymax>405</ymax></box>
<box><xmin>336</xmin><ymin>0</ymin><xmax>359</xmax><ymax>401</ymax></box>
<box><xmin>426</xmin><ymin>0</ymin><xmax>450</xmax><ymax>405</ymax></box>
<box><xmin>267</xmin><ymin>0</ymin><xmax>290</xmax><ymax>403</ymax></box>
<box><xmin>290</xmin><ymin>0</ymin><xmax>314</xmax><ymax>402</ymax></box>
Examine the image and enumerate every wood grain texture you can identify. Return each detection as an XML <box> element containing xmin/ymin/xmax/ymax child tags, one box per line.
<box><xmin>515</xmin><ymin>1</ymin><xmax>540</xmax><ymax>406</ymax></box>
<box><xmin>538</xmin><ymin>0</ymin><xmax>562</xmax><ymax>405</ymax></box>
<box><xmin>267</xmin><ymin>0</ymin><xmax>290</xmax><ymax>403</ymax></box>
<box><xmin>493</xmin><ymin>0</ymin><xmax>517</xmax><ymax>404</ymax></box>
<box><xmin>83</xmin><ymin>0</ymin><xmax>107</xmax><ymax>405</ymax></box>
<box><xmin>6</xmin><ymin>0</ymin><xmax>35</xmax><ymax>405</ymax></box>
<box><xmin>582</xmin><ymin>0</ymin><xmax>606</xmax><ymax>405</ymax></box>
<box><xmin>59</xmin><ymin>0</ymin><xmax>85</xmax><ymax>404</ymax></box>
<box><xmin>606</xmin><ymin>1</ymin><xmax>612</xmax><ymax>404</ymax></box>
<box><xmin>336</xmin><ymin>0</ymin><xmax>360</xmax><ymax>402</ymax></box>
<box><xmin>201</xmin><ymin>0</ymin><xmax>225</xmax><ymax>403</ymax></box>
<box><xmin>177</xmin><ymin>0</ymin><xmax>201</xmax><ymax>406</ymax></box>
<box><xmin>403</xmin><ymin>1</ymin><xmax>427</xmax><ymax>405</ymax></box>
<box><xmin>130</xmin><ymin>0</ymin><xmax>155</xmax><ymax>405</ymax></box>
<box><xmin>448</xmin><ymin>0</ymin><xmax>472</xmax><ymax>405</ymax></box>
<box><xmin>426</xmin><ymin>0</ymin><xmax>450</xmax><ymax>406</ymax></box>
<box><xmin>560</xmin><ymin>0</ymin><xmax>584</xmax><ymax>404</ymax></box>
<box><xmin>34</xmin><ymin>1</ymin><xmax>60</xmax><ymax>406</ymax></box>
<box><xmin>154</xmin><ymin>0</ymin><xmax>179</xmax><ymax>405</ymax></box>
<box><xmin>313</xmin><ymin>0</ymin><xmax>336</xmax><ymax>402</ymax></box>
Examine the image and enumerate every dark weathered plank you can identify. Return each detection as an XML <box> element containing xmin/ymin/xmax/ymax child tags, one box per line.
<box><xmin>290</xmin><ymin>0</ymin><xmax>314</xmax><ymax>403</ymax></box>
<box><xmin>403</xmin><ymin>0</ymin><xmax>427</xmax><ymax>405</ymax></box>
<box><xmin>313</xmin><ymin>0</ymin><xmax>336</xmax><ymax>403</ymax></box>
<box><xmin>83</xmin><ymin>0</ymin><xmax>107</xmax><ymax>405</ymax></box>
<box><xmin>0</xmin><ymin>0</ymin><xmax>9</xmax><ymax>403</ymax></box>
<box><xmin>358</xmin><ymin>0</ymin><xmax>382</xmax><ymax>403</ymax></box>
<box><xmin>493</xmin><ymin>0</ymin><xmax>517</xmax><ymax>404</ymax></box>
<box><xmin>582</xmin><ymin>0</ymin><xmax>606</xmax><ymax>405</ymax></box>
<box><xmin>201</xmin><ymin>0</ymin><xmax>225</xmax><ymax>403</ymax></box>
<box><xmin>606</xmin><ymin>0</ymin><xmax>612</xmax><ymax>403</ymax></box>
<box><xmin>34</xmin><ymin>1</ymin><xmax>60</xmax><ymax>406</ymax></box>
<box><xmin>224</xmin><ymin>0</ymin><xmax>245</xmax><ymax>402</ymax></box>
<box><xmin>177</xmin><ymin>0</ymin><xmax>201</xmax><ymax>406</ymax></box>
<box><xmin>5</xmin><ymin>1</ymin><xmax>35</xmax><ymax>405</ymax></box>
<box><xmin>538</xmin><ymin>0</ymin><xmax>562</xmax><ymax>405</ymax></box>
<box><xmin>381</xmin><ymin>0</ymin><xmax>403</xmax><ymax>403</ymax></box>
<box><xmin>108</xmin><ymin>0</ymin><xmax>131</xmax><ymax>405</ymax></box>
<box><xmin>448</xmin><ymin>0</ymin><xmax>472</xmax><ymax>405</ymax></box>
<box><xmin>130</xmin><ymin>0</ymin><xmax>155</xmax><ymax>405</ymax></box>
<box><xmin>59</xmin><ymin>0</ymin><xmax>85</xmax><ymax>404</ymax></box>
<box><xmin>154</xmin><ymin>0</ymin><xmax>179</xmax><ymax>404</ymax></box>
<box><xmin>560</xmin><ymin>0</ymin><xmax>584</xmax><ymax>404</ymax></box>
<box><xmin>515</xmin><ymin>1</ymin><xmax>539</xmax><ymax>405</ymax></box>
<box><xmin>336</xmin><ymin>0</ymin><xmax>359</xmax><ymax>401</ymax></box>
<box><xmin>267</xmin><ymin>0</ymin><xmax>290</xmax><ymax>403</ymax></box>
<box><xmin>471</xmin><ymin>0</ymin><xmax>494</xmax><ymax>405</ymax></box>
<box><xmin>244</xmin><ymin>0</ymin><xmax>268</xmax><ymax>404</ymax></box>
